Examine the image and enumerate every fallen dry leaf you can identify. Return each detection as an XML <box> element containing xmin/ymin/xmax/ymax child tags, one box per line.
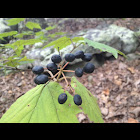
<box><xmin>127</xmin><ymin>67</ymin><xmax>135</xmax><ymax>74</ymax></box>
<box><xmin>114</xmin><ymin>75</ymin><xmax>118</xmax><ymax>80</ymax></box>
<box><xmin>114</xmin><ymin>79</ymin><xmax>122</xmax><ymax>86</ymax></box>
<box><xmin>102</xmin><ymin>89</ymin><xmax>110</xmax><ymax>96</ymax></box>
<box><xmin>130</xmin><ymin>107</ymin><xmax>140</xmax><ymax>118</ymax></box>
<box><xmin>8</xmin><ymin>90</ymin><xmax>12</xmax><ymax>94</ymax></box>
<box><xmin>128</xmin><ymin>118</ymin><xmax>139</xmax><ymax>123</ymax></box>
<box><xmin>21</xmin><ymin>72</ymin><xmax>25</xmax><ymax>75</ymax></box>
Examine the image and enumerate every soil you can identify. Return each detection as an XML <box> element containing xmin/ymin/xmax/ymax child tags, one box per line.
<box><xmin>0</xmin><ymin>18</ymin><xmax>140</xmax><ymax>123</ymax></box>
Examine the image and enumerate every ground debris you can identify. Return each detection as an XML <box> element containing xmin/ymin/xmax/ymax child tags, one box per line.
<box><xmin>78</xmin><ymin>56</ymin><xmax>140</xmax><ymax>123</ymax></box>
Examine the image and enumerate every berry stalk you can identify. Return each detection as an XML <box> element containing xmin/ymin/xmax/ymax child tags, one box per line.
<box><xmin>57</xmin><ymin>69</ymin><xmax>75</xmax><ymax>73</ymax></box>
<box><xmin>61</xmin><ymin>72</ymin><xmax>69</xmax><ymax>86</ymax></box>
<box><xmin>58</xmin><ymin>76</ymin><xmax>72</xmax><ymax>82</ymax></box>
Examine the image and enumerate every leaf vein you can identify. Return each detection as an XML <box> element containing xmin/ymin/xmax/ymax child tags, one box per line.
<box><xmin>28</xmin><ymin>85</ymin><xmax>46</xmax><ymax>123</ymax></box>
<box><xmin>46</xmin><ymin>84</ymin><xmax>60</xmax><ymax>123</ymax></box>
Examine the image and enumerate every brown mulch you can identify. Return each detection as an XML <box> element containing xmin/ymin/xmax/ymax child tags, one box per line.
<box><xmin>77</xmin><ymin>56</ymin><xmax>140</xmax><ymax>123</ymax></box>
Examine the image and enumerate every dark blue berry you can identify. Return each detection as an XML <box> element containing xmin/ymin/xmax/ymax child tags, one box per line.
<box><xmin>32</xmin><ymin>66</ymin><xmax>44</xmax><ymax>75</ymax></box>
<box><xmin>51</xmin><ymin>54</ymin><xmax>62</xmax><ymax>63</ymax></box>
<box><xmin>58</xmin><ymin>93</ymin><xmax>67</xmax><ymax>104</ymax></box>
<box><xmin>74</xmin><ymin>50</ymin><xmax>84</xmax><ymax>59</ymax></box>
<box><xmin>82</xmin><ymin>53</ymin><xmax>93</xmax><ymax>62</ymax></box>
<box><xmin>83</xmin><ymin>63</ymin><xmax>95</xmax><ymax>73</ymax></box>
<box><xmin>34</xmin><ymin>74</ymin><xmax>48</xmax><ymax>85</ymax></box>
<box><xmin>47</xmin><ymin>63</ymin><xmax>58</xmax><ymax>72</ymax></box>
<box><xmin>65</xmin><ymin>53</ymin><xmax>75</xmax><ymax>62</ymax></box>
<box><xmin>75</xmin><ymin>68</ymin><xmax>83</xmax><ymax>77</ymax></box>
<box><xmin>73</xmin><ymin>94</ymin><xmax>82</xmax><ymax>106</ymax></box>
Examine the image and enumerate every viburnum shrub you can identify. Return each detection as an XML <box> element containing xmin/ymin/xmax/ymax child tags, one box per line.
<box><xmin>0</xmin><ymin>18</ymin><xmax>127</xmax><ymax>123</ymax></box>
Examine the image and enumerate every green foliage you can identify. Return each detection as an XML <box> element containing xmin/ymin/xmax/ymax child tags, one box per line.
<box><xmin>12</xmin><ymin>38</ymin><xmax>43</xmax><ymax>47</ymax></box>
<box><xmin>4</xmin><ymin>58</ymin><xmax>20</xmax><ymax>67</ymax></box>
<box><xmin>25</xmin><ymin>22</ymin><xmax>42</xmax><ymax>30</ymax></box>
<box><xmin>116</xmin><ymin>50</ymin><xmax>127</xmax><ymax>59</ymax></box>
<box><xmin>14</xmin><ymin>31</ymin><xmax>34</xmax><ymax>38</ymax></box>
<box><xmin>0</xmin><ymin>31</ymin><xmax>18</xmax><ymax>40</ymax></box>
<box><xmin>45</xmin><ymin>25</ymin><xmax>56</xmax><ymax>31</ymax></box>
<box><xmin>0</xmin><ymin>82</ymin><xmax>82</xmax><ymax>123</ymax></box>
<box><xmin>0</xmin><ymin>76</ymin><xmax>104</xmax><ymax>123</ymax></box>
<box><xmin>35</xmin><ymin>31</ymin><xmax>47</xmax><ymax>41</ymax></box>
<box><xmin>84</xmin><ymin>38</ymin><xmax>127</xmax><ymax>59</ymax></box>
<box><xmin>47</xmin><ymin>32</ymin><xmax>66</xmax><ymax>38</ymax></box>
<box><xmin>15</xmin><ymin>45</ymin><xmax>24</xmax><ymax>56</ymax></box>
<box><xmin>0</xmin><ymin>18</ymin><xmax>127</xmax><ymax>75</ymax></box>
<box><xmin>18</xmin><ymin>56</ymin><xmax>34</xmax><ymax>65</ymax></box>
<box><xmin>42</xmin><ymin>36</ymin><xmax>84</xmax><ymax>50</ymax></box>
<box><xmin>6</xmin><ymin>18</ymin><xmax>25</xmax><ymax>26</ymax></box>
<box><xmin>42</xmin><ymin>34</ymin><xmax>126</xmax><ymax>59</ymax></box>
<box><xmin>71</xmin><ymin>77</ymin><xmax>104</xmax><ymax>123</ymax></box>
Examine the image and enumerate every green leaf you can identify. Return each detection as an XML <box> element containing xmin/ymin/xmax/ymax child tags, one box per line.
<box><xmin>12</xmin><ymin>39</ymin><xmax>43</xmax><ymax>47</ymax></box>
<box><xmin>6</xmin><ymin>18</ymin><xmax>25</xmax><ymax>26</ymax></box>
<box><xmin>7</xmin><ymin>55</ymin><xmax>18</xmax><ymax>60</ymax></box>
<box><xmin>116</xmin><ymin>50</ymin><xmax>127</xmax><ymax>59</ymax></box>
<box><xmin>18</xmin><ymin>56</ymin><xmax>34</xmax><ymax>65</ymax></box>
<box><xmin>14</xmin><ymin>31</ymin><xmax>34</xmax><ymax>38</ymax></box>
<box><xmin>35</xmin><ymin>31</ymin><xmax>47</xmax><ymax>41</ymax></box>
<box><xmin>0</xmin><ymin>82</ymin><xmax>82</xmax><ymax>123</ymax></box>
<box><xmin>42</xmin><ymin>36</ymin><xmax>84</xmax><ymax>51</ymax></box>
<box><xmin>4</xmin><ymin>44</ymin><xmax>16</xmax><ymax>49</ymax></box>
<box><xmin>71</xmin><ymin>77</ymin><xmax>104</xmax><ymax>123</ymax></box>
<box><xmin>35</xmin><ymin>31</ymin><xmax>44</xmax><ymax>36</ymax></box>
<box><xmin>47</xmin><ymin>32</ymin><xmax>66</xmax><ymax>38</ymax></box>
<box><xmin>42</xmin><ymin>36</ymin><xmax>71</xmax><ymax>50</ymax></box>
<box><xmin>3</xmin><ymin>59</ymin><xmax>19</xmax><ymax>67</ymax></box>
<box><xmin>26</xmin><ymin>22</ymin><xmax>42</xmax><ymax>30</ymax></box>
<box><xmin>45</xmin><ymin>25</ymin><xmax>56</xmax><ymax>31</ymax></box>
<box><xmin>18</xmin><ymin>56</ymin><xmax>33</xmax><ymax>62</ymax></box>
<box><xmin>85</xmin><ymin>38</ymin><xmax>118</xmax><ymax>59</ymax></box>
<box><xmin>15</xmin><ymin>45</ymin><xmax>24</xmax><ymax>56</ymax></box>
<box><xmin>0</xmin><ymin>31</ymin><xmax>18</xmax><ymax>40</ymax></box>
<box><xmin>85</xmin><ymin>38</ymin><xmax>127</xmax><ymax>59</ymax></box>
<box><xmin>72</xmin><ymin>36</ymin><xmax>84</xmax><ymax>43</ymax></box>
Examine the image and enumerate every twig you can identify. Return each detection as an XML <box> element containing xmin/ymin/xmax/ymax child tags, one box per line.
<box><xmin>45</xmin><ymin>69</ymin><xmax>53</xmax><ymax>78</ymax></box>
<box><xmin>51</xmin><ymin>71</ymin><xmax>60</xmax><ymax>79</ymax></box>
<box><xmin>61</xmin><ymin>72</ymin><xmax>69</xmax><ymax>86</ymax></box>
<box><xmin>62</xmin><ymin>62</ymin><xmax>69</xmax><ymax>70</ymax></box>
<box><xmin>57</xmin><ymin>69</ymin><xmax>75</xmax><ymax>73</ymax></box>
<box><xmin>68</xmin><ymin>84</ymin><xmax>75</xmax><ymax>93</ymax></box>
<box><xmin>61</xmin><ymin>70</ymin><xmax>75</xmax><ymax>73</ymax></box>
<box><xmin>70</xmin><ymin>38</ymin><xmax>76</xmax><ymax>48</ymax></box>
<box><xmin>58</xmin><ymin>76</ymin><xmax>72</xmax><ymax>82</ymax></box>
<box><xmin>57</xmin><ymin>71</ymin><xmax>62</xmax><ymax>81</ymax></box>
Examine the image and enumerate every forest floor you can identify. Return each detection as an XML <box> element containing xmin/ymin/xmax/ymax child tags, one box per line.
<box><xmin>0</xmin><ymin>18</ymin><xmax>140</xmax><ymax>123</ymax></box>
<box><xmin>0</xmin><ymin>55</ymin><xmax>140</xmax><ymax>123</ymax></box>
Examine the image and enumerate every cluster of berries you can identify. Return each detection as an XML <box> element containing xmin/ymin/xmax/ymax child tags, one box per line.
<box><xmin>32</xmin><ymin>50</ymin><xmax>95</xmax><ymax>106</ymax></box>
